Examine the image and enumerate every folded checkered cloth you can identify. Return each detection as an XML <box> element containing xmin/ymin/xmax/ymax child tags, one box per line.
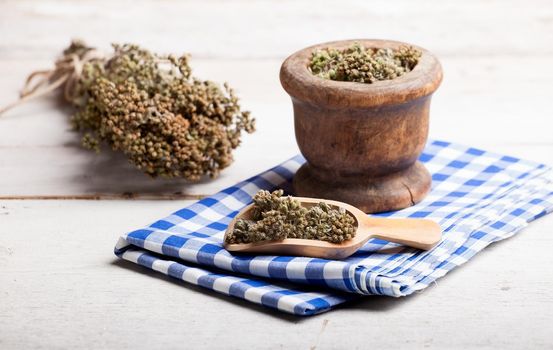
<box><xmin>114</xmin><ymin>140</ymin><xmax>553</xmax><ymax>315</ymax></box>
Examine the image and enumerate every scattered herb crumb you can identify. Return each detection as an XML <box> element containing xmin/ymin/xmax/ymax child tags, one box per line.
<box><xmin>309</xmin><ymin>43</ymin><xmax>421</xmax><ymax>84</ymax></box>
<box><xmin>226</xmin><ymin>190</ymin><xmax>356</xmax><ymax>244</ymax></box>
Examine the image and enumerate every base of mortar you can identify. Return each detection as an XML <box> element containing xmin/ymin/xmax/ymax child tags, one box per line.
<box><xmin>293</xmin><ymin>161</ymin><xmax>431</xmax><ymax>213</ymax></box>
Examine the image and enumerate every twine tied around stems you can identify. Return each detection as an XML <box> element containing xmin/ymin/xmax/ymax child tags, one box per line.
<box><xmin>0</xmin><ymin>47</ymin><xmax>104</xmax><ymax>116</ymax></box>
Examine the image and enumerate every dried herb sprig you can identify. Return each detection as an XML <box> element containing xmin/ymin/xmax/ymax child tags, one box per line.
<box><xmin>226</xmin><ymin>190</ymin><xmax>356</xmax><ymax>244</ymax></box>
<box><xmin>1</xmin><ymin>40</ymin><xmax>255</xmax><ymax>180</ymax></box>
<box><xmin>309</xmin><ymin>43</ymin><xmax>421</xmax><ymax>84</ymax></box>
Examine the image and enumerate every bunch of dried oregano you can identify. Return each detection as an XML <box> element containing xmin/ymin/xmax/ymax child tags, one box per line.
<box><xmin>0</xmin><ymin>40</ymin><xmax>255</xmax><ymax>180</ymax></box>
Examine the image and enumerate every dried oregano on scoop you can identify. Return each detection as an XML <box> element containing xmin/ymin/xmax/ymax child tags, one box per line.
<box><xmin>226</xmin><ymin>190</ymin><xmax>356</xmax><ymax>244</ymax></box>
<box><xmin>309</xmin><ymin>43</ymin><xmax>421</xmax><ymax>83</ymax></box>
<box><xmin>1</xmin><ymin>40</ymin><xmax>255</xmax><ymax>180</ymax></box>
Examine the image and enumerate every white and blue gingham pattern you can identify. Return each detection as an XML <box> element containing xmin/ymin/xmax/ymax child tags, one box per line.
<box><xmin>114</xmin><ymin>140</ymin><xmax>553</xmax><ymax>316</ymax></box>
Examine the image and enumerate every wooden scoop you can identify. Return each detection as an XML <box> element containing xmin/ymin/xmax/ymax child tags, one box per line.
<box><xmin>224</xmin><ymin>197</ymin><xmax>442</xmax><ymax>259</ymax></box>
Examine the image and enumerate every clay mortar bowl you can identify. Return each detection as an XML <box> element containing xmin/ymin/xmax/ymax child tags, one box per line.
<box><xmin>280</xmin><ymin>39</ymin><xmax>443</xmax><ymax>213</ymax></box>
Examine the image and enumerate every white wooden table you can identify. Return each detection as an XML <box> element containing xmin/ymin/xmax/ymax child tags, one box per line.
<box><xmin>1</xmin><ymin>1</ymin><xmax>553</xmax><ymax>349</ymax></box>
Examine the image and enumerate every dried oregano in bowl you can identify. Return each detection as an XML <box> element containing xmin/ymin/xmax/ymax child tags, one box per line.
<box><xmin>309</xmin><ymin>42</ymin><xmax>421</xmax><ymax>83</ymax></box>
<box><xmin>225</xmin><ymin>190</ymin><xmax>356</xmax><ymax>244</ymax></box>
<box><xmin>1</xmin><ymin>41</ymin><xmax>255</xmax><ymax>180</ymax></box>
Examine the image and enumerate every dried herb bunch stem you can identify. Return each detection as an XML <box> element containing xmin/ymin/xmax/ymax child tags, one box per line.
<box><xmin>309</xmin><ymin>43</ymin><xmax>421</xmax><ymax>84</ymax></box>
<box><xmin>226</xmin><ymin>190</ymin><xmax>356</xmax><ymax>244</ymax></box>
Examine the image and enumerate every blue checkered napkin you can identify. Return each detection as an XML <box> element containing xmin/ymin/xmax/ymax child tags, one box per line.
<box><xmin>114</xmin><ymin>140</ymin><xmax>553</xmax><ymax>316</ymax></box>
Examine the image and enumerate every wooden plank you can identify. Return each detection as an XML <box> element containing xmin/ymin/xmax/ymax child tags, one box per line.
<box><xmin>0</xmin><ymin>199</ymin><xmax>552</xmax><ymax>349</ymax></box>
<box><xmin>1</xmin><ymin>0</ymin><xmax>553</xmax><ymax>60</ymax></box>
<box><xmin>1</xmin><ymin>0</ymin><xmax>552</xmax><ymax>198</ymax></box>
<box><xmin>0</xmin><ymin>57</ymin><xmax>552</xmax><ymax>197</ymax></box>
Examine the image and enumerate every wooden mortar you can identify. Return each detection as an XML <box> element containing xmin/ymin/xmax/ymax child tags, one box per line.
<box><xmin>280</xmin><ymin>39</ymin><xmax>443</xmax><ymax>213</ymax></box>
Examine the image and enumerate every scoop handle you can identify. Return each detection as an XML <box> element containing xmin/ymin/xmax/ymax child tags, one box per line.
<box><xmin>360</xmin><ymin>217</ymin><xmax>442</xmax><ymax>250</ymax></box>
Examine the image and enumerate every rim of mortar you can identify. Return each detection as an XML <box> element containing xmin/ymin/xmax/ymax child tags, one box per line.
<box><xmin>280</xmin><ymin>39</ymin><xmax>443</xmax><ymax>108</ymax></box>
